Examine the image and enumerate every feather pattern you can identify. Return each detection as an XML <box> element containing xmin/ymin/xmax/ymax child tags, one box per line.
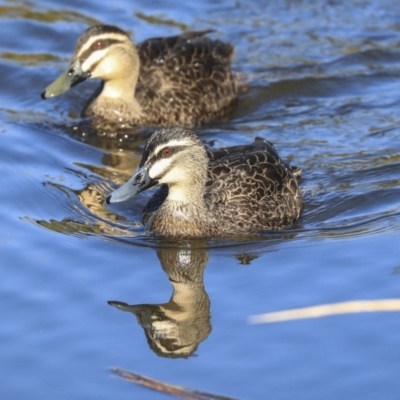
<box><xmin>136</xmin><ymin>30</ymin><xmax>236</xmax><ymax>125</ymax></box>
<box><xmin>107</xmin><ymin>128</ymin><xmax>303</xmax><ymax>237</ymax></box>
<box><xmin>42</xmin><ymin>25</ymin><xmax>237</xmax><ymax>129</ymax></box>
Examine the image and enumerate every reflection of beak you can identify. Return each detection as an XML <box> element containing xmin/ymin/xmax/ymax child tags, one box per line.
<box><xmin>41</xmin><ymin>59</ymin><xmax>90</xmax><ymax>99</ymax></box>
<box><xmin>108</xmin><ymin>301</ymin><xmax>140</xmax><ymax>312</ymax></box>
<box><xmin>106</xmin><ymin>165</ymin><xmax>157</xmax><ymax>204</ymax></box>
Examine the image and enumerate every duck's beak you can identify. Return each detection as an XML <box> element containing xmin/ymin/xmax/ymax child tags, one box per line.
<box><xmin>106</xmin><ymin>165</ymin><xmax>157</xmax><ymax>204</ymax></box>
<box><xmin>41</xmin><ymin>59</ymin><xmax>90</xmax><ymax>99</ymax></box>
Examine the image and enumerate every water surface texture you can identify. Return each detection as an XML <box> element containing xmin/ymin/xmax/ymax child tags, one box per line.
<box><xmin>1</xmin><ymin>1</ymin><xmax>400</xmax><ymax>399</ymax></box>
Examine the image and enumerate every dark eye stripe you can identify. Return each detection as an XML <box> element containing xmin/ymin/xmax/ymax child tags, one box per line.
<box><xmin>88</xmin><ymin>58</ymin><xmax>103</xmax><ymax>74</ymax></box>
<box><xmin>139</xmin><ymin>144</ymin><xmax>189</xmax><ymax>168</ymax></box>
<box><xmin>78</xmin><ymin>38</ymin><xmax>125</xmax><ymax>64</ymax></box>
<box><xmin>156</xmin><ymin>146</ymin><xmax>186</xmax><ymax>160</ymax></box>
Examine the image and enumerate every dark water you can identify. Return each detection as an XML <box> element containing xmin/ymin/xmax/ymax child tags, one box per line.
<box><xmin>1</xmin><ymin>0</ymin><xmax>400</xmax><ymax>399</ymax></box>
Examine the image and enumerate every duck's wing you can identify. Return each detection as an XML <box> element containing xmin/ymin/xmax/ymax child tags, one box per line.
<box><xmin>206</xmin><ymin>137</ymin><xmax>301</xmax><ymax>204</ymax></box>
<box><xmin>207</xmin><ymin>137</ymin><xmax>278</xmax><ymax>161</ymax></box>
<box><xmin>136</xmin><ymin>30</ymin><xmax>236</xmax><ymax>124</ymax></box>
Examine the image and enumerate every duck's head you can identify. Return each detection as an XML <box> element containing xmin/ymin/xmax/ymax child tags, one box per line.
<box><xmin>106</xmin><ymin>127</ymin><xmax>208</xmax><ymax>204</ymax></box>
<box><xmin>41</xmin><ymin>25</ymin><xmax>137</xmax><ymax>99</ymax></box>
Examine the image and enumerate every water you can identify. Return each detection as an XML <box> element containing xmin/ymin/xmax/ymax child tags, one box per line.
<box><xmin>1</xmin><ymin>0</ymin><xmax>400</xmax><ymax>399</ymax></box>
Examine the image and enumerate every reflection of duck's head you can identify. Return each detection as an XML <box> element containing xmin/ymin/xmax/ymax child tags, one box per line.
<box><xmin>109</xmin><ymin>300</ymin><xmax>210</xmax><ymax>359</ymax></box>
<box><xmin>107</xmin><ymin>127</ymin><xmax>303</xmax><ymax>236</ymax></box>
<box><xmin>41</xmin><ymin>25</ymin><xmax>236</xmax><ymax>128</ymax></box>
<box><xmin>108</xmin><ymin>246</ymin><xmax>211</xmax><ymax>358</ymax></box>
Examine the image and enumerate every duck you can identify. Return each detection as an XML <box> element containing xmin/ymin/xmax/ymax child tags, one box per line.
<box><xmin>106</xmin><ymin>127</ymin><xmax>303</xmax><ymax>237</ymax></box>
<box><xmin>41</xmin><ymin>24</ymin><xmax>237</xmax><ymax>129</ymax></box>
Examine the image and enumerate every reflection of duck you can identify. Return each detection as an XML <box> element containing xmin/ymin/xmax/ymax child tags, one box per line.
<box><xmin>107</xmin><ymin>127</ymin><xmax>303</xmax><ymax>236</ymax></box>
<box><xmin>109</xmin><ymin>246</ymin><xmax>211</xmax><ymax>358</ymax></box>
<box><xmin>41</xmin><ymin>25</ymin><xmax>237</xmax><ymax>128</ymax></box>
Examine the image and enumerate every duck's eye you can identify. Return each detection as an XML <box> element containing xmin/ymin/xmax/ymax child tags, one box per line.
<box><xmin>93</xmin><ymin>40</ymin><xmax>105</xmax><ymax>50</ymax></box>
<box><xmin>161</xmin><ymin>147</ymin><xmax>173</xmax><ymax>158</ymax></box>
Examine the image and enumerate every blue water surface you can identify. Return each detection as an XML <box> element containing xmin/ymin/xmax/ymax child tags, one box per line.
<box><xmin>0</xmin><ymin>0</ymin><xmax>400</xmax><ymax>399</ymax></box>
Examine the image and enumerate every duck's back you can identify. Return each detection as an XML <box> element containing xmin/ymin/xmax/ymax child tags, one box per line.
<box><xmin>205</xmin><ymin>138</ymin><xmax>303</xmax><ymax>232</ymax></box>
<box><xmin>136</xmin><ymin>30</ymin><xmax>237</xmax><ymax>126</ymax></box>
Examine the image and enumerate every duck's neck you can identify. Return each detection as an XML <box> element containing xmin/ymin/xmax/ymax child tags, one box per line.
<box><xmin>100</xmin><ymin>78</ymin><xmax>142</xmax><ymax>116</ymax></box>
<box><xmin>167</xmin><ymin>183</ymin><xmax>205</xmax><ymax>205</ymax></box>
<box><xmin>87</xmin><ymin>46</ymin><xmax>143</xmax><ymax>123</ymax></box>
<box><xmin>165</xmin><ymin>183</ymin><xmax>208</xmax><ymax>223</ymax></box>
<box><xmin>101</xmin><ymin>77</ymin><xmax>136</xmax><ymax>100</ymax></box>
<box><xmin>88</xmin><ymin>80</ymin><xmax>143</xmax><ymax>124</ymax></box>
<box><xmin>153</xmin><ymin>182</ymin><xmax>211</xmax><ymax>236</ymax></box>
<box><xmin>100</xmin><ymin>43</ymin><xmax>140</xmax><ymax>102</ymax></box>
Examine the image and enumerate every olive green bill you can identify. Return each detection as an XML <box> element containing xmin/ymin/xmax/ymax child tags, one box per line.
<box><xmin>41</xmin><ymin>59</ymin><xmax>90</xmax><ymax>99</ymax></box>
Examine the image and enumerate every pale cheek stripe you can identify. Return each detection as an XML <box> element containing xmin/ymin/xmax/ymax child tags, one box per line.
<box><xmin>148</xmin><ymin>158</ymin><xmax>172</xmax><ymax>179</ymax></box>
<box><xmin>81</xmin><ymin>48</ymin><xmax>109</xmax><ymax>72</ymax></box>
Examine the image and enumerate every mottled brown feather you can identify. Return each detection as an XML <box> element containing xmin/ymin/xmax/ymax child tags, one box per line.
<box><xmin>60</xmin><ymin>25</ymin><xmax>237</xmax><ymax>128</ymax></box>
<box><xmin>134</xmin><ymin>128</ymin><xmax>303</xmax><ymax>237</ymax></box>
<box><xmin>135</xmin><ymin>30</ymin><xmax>236</xmax><ymax>126</ymax></box>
